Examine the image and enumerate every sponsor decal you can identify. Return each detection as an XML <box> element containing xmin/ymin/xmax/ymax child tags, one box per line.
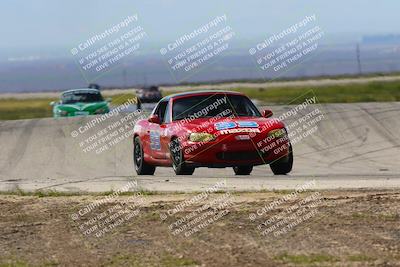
<box><xmin>150</xmin><ymin>131</ymin><xmax>161</xmax><ymax>150</ymax></box>
<box><xmin>215</xmin><ymin>121</ymin><xmax>236</xmax><ymax>131</ymax></box>
<box><xmin>235</xmin><ymin>134</ymin><xmax>251</xmax><ymax>140</ymax></box>
<box><xmin>219</xmin><ymin>128</ymin><xmax>260</xmax><ymax>135</ymax></box>
<box><xmin>215</xmin><ymin>121</ymin><xmax>258</xmax><ymax>130</ymax></box>
<box><xmin>236</xmin><ymin>121</ymin><xmax>258</xmax><ymax>128</ymax></box>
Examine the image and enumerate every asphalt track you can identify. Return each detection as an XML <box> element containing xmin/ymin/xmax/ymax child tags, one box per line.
<box><xmin>0</xmin><ymin>102</ymin><xmax>399</xmax><ymax>192</ymax></box>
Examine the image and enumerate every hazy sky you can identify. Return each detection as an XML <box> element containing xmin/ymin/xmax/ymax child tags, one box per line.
<box><xmin>1</xmin><ymin>0</ymin><xmax>399</xmax><ymax>50</ymax></box>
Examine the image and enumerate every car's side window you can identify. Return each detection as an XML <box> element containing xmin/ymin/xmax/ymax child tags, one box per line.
<box><xmin>154</xmin><ymin>101</ymin><xmax>168</xmax><ymax>123</ymax></box>
<box><xmin>163</xmin><ymin>102</ymin><xmax>171</xmax><ymax>124</ymax></box>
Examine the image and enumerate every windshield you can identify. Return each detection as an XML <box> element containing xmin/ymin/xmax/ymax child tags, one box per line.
<box><xmin>172</xmin><ymin>94</ymin><xmax>261</xmax><ymax>121</ymax></box>
<box><xmin>61</xmin><ymin>91</ymin><xmax>104</xmax><ymax>104</ymax></box>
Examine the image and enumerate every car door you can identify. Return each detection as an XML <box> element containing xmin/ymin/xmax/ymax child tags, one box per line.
<box><xmin>148</xmin><ymin>101</ymin><xmax>168</xmax><ymax>159</ymax></box>
<box><xmin>159</xmin><ymin>99</ymin><xmax>173</xmax><ymax>159</ymax></box>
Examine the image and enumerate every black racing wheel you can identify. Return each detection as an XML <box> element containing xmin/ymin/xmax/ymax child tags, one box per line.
<box><xmin>134</xmin><ymin>136</ymin><xmax>156</xmax><ymax>175</ymax></box>
<box><xmin>169</xmin><ymin>138</ymin><xmax>195</xmax><ymax>175</ymax></box>
<box><xmin>233</xmin><ymin>166</ymin><xmax>253</xmax><ymax>175</ymax></box>
<box><xmin>270</xmin><ymin>143</ymin><xmax>293</xmax><ymax>175</ymax></box>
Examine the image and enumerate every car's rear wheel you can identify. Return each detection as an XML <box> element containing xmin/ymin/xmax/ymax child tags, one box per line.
<box><xmin>233</xmin><ymin>166</ymin><xmax>253</xmax><ymax>175</ymax></box>
<box><xmin>169</xmin><ymin>138</ymin><xmax>195</xmax><ymax>175</ymax></box>
<box><xmin>270</xmin><ymin>143</ymin><xmax>293</xmax><ymax>175</ymax></box>
<box><xmin>134</xmin><ymin>136</ymin><xmax>156</xmax><ymax>175</ymax></box>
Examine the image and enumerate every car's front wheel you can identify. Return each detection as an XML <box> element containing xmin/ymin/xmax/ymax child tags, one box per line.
<box><xmin>270</xmin><ymin>143</ymin><xmax>293</xmax><ymax>175</ymax></box>
<box><xmin>134</xmin><ymin>136</ymin><xmax>156</xmax><ymax>175</ymax></box>
<box><xmin>233</xmin><ymin>166</ymin><xmax>253</xmax><ymax>175</ymax></box>
<box><xmin>169</xmin><ymin>138</ymin><xmax>195</xmax><ymax>175</ymax></box>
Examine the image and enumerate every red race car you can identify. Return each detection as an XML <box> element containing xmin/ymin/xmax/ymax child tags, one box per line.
<box><xmin>133</xmin><ymin>90</ymin><xmax>293</xmax><ymax>175</ymax></box>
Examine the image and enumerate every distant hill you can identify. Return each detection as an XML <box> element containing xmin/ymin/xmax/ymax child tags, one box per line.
<box><xmin>363</xmin><ymin>34</ymin><xmax>400</xmax><ymax>45</ymax></box>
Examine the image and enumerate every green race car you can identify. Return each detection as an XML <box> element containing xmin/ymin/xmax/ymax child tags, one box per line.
<box><xmin>51</xmin><ymin>88</ymin><xmax>111</xmax><ymax>117</ymax></box>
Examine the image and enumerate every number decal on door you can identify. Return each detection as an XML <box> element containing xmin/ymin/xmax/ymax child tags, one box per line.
<box><xmin>150</xmin><ymin>131</ymin><xmax>161</xmax><ymax>150</ymax></box>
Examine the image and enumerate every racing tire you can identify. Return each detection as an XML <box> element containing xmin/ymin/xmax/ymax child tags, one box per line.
<box><xmin>233</xmin><ymin>166</ymin><xmax>253</xmax><ymax>175</ymax></box>
<box><xmin>134</xmin><ymin>136</ymin><xmax>156</xmax><ymax>175</ymax></box>
<box><xmin>169</xmin><ymin>138</ymin><xmax>195</xmax><ymax>175</ymax></box>
<box><xmin>270</xmin><ymin>143</ymin><xmax>293</xmax><ymax>175</ymax></box>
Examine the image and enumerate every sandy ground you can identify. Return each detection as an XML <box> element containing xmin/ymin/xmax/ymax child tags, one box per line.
<box><xmin>0</xmin><ymin>190</ymin><xmax>399</xmax><ymax>267</ymax></box>
<box><xmin>1</xmin><ymin>75</ymin><xmax>400</xmax><ymax>99</ymax></box>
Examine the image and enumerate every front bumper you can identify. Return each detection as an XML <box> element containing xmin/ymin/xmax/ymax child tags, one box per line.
<box><xmin>181</xmin><ymin>133</ymin><xmax>290</xmax><ymax>167</ymax></box>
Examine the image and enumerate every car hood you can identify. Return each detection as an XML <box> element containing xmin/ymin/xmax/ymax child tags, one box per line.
<box><xmin>56</xmin><ymin>101</ymin><xmax>108</xmax><ymax>112</ymax></box>
<box><xmin>175</xmin><ymin>116</ymin><xmax>285</xmax><ymax>135</ymax></box>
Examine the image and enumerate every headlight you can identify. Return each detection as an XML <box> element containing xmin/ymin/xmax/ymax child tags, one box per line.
<box><xmin>58</xmin><ymin>110</ymin><xmax>68</xmax><ymax>116</ymax></box>
<box><xmin>94</xmin><ymin>108</ymin><xmax>107</xmax><ymax>114</ymax></box>
<box><xmin>268</xmin><ymin>128</ymin><xmax>286</xmax><ymax>138</ymax></box>
<box><xmin>189</xmin><ymin>132</ymin><xmax>215</xmax><ymax>142</ymax></box>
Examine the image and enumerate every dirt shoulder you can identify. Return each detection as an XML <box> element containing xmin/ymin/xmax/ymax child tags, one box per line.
<box><xmin>0</xmin><ymin>190</ymin><xmax>399</xmax><ymax>267</ymax></box>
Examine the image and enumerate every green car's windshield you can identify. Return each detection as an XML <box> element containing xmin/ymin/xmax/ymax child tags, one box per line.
<box><xmin>172</xmin><ymin>94</ymin><xmax>261</xmax><ymax>121</ymax></box>
<box><xmin>61</xmin><ymin>91</ymin><xmax>104</xmax><ymax>104</ymax></box>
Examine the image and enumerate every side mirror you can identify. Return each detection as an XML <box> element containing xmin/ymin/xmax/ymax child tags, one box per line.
<box><xmin>148</xmin><ymin>114</ymin><xmax>161</xmax><ymax>124</ymax></box>
<box><xmin>50</xmin><ymin>101</ymin><xmax>55</xmax><ymax>106</ymax></box>
<box><xmin>262</xmin><ymin>109</ymin><xmax>273</xmax><ymax>118</ymax></box>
